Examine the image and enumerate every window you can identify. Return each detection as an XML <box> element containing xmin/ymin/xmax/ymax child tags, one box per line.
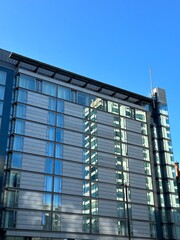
<box><xmin>91</xmin><ymin>217</ymin><xmax>99</xmax><ymax>233</ymax></box>
<box><xmin>52</xmin><ymin>213</ymin><xmax>61</xmax><ymax>231</ymax></box>
<box><xmin>77</xmin><ymin>92</ymin><xmax>89</xmax><ymax>106</ymax></box>
<box><xmin>9</xmin><ymin>172</ymin><xmax>20</xmax><ymax>188</ymax></box>
<box><xmin>11</xmin><ymin>153</ymin><xmax>22</xmax><ymax>169</ymax></box>
<box><xmin>43</xmin><ymin>194</ymin><xmax>52</xmax><ymax>210</ymax></box>
<box><xmin>42</xmin><ymin>212</ymin><xmax>51</xmax><ymax>230</ymax></box>
<box><xmin>57</xmin><ymin>100</ymin><xmax>64</xmax><ymax>112</ymax></box>
<box><xmin>14</xmin><ymin>119</ymin><xmax>25</xmax><ymax>134</ymax></box>
<box><xmin>18</xmin><ymin>89</ymin><xmax>27</xmax><ymax>103</ymax></box>
<box><xmin>58</xmin><ymin>86</ymin><xmax>72</xmax><ymax>101</ymax></box>
<box><xmin>108</xmin><ymin>101</ymin><xmax>119</xmax><ymax>114</ymax></box>
<box><xmin>19</xmin><ymin>74</ymin><xmax>36</xmax><ymax>90</ymax></box>
<box><xmin>44</xmin><ymin>176</ymin><xmax>53</xmax><ymax>191</ymax></box>
<box><xmin>117</xmin><ymin>202</ymin><xmax>125</xmax><ymax>218</ymax></box>
<box><xmin>54</xmin><ymin>177</ymin><xmax>62</xmax><ymax>193</ymax></box>
<box><xmin>4</xmin><ymin>211</ymin><xmax>16</xmax><ymax>228</ymax></box>
<box><xmin>47</xmin><ymin>127</ymin><xmax>55</xmax><ymax>141</ymax></box>
<box><xmin>16</xmin><ymin>104</ymin><xmax>26</xmax><ymax>119</ymax></box>
<box><xmin>0</xmin><ymin>70</ymin><xmax>6</xmax><ymax>85</ymax></box>
<box><xmin>54</xmin><ymin>160</ymin><xmax>62</xmax><ymax>175</ymax></box>
<box><xmin>48</xmin><ymin>112</ymin><xmax>56</xmax><ymax>125</ymax></box>
<box><xmin>45</xmin><ymin>158</ymin><xmax>53</xmax><ymax>174</ymax></box>
<box><xmin>13</xmin><ymin>136</ymin><xmax>24</xmax><ymax>151</ymax></box>
<box><xmin>55</xmin><ymin>143</ymin><xmax>63</xmax><ymax>158</ymax></box>
<box><xmin>53</xmin><ymin>195</ymin><xmax>61</xmax><ymax>211</ymax></box>
<box><xmin>6</xmin><ymin>191</ymin><xmax>18</xmax><ymax>207</ymax></box>
<box><xmin>46</xmin><ymin>142</ymin><xmax>54</xmax><ymax>157</ymax></box>
<box><xmin>48</xmin><ymin>97</ymin><xmax>56</xmax><ymax>111</ymax></box>
<box><xmin>42</xmin><ymin>81</ymin><xmax>56</xmax><ymax>96</ymax></box>
<box><xmin>0</xmin><ymin>101</ymin><xmax>3</xmax><ymax>115</ymax></box>
<box><xmin>83</xmin><ymin>216</ymin><xmax>90</xmax><ymax>233</ymax></box>
<box><xmin>56</xmin><ymin>129</ymin><xmax>63</xmax><ymax>142</ymax></box>
<box><xmin>91</xmin><ymin>182</ymin><xmax>98</xmax><ymax>198</ymax></box>
<box><xmin>0</xmin><ymin>86</ymin><xmax>5</xmax><ymax>100</ymax></box>
<box><xmin>91</xmin><ymin>199</ymin><xmax>98</xmax><ymax>215</ymax></box>
<box><xmin>135</xmin><ymin>109</ymin><xmax>146</xmax><ymax>122</ymax></box>
<box><xmin>118</xmin><ymin>220</ymin><xmax>126</xmax><ymax>236</ymax></box>
<box><xmin>56</xmin><ymin>114</ymin><xmax>64</xmax><ymax>127</ymax></box>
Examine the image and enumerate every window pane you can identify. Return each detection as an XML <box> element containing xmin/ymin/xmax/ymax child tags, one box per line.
<box><xmin>52</xmin><ymin>213</ymin><xmax>61</xmax><ymax>231</ymax></box>
<box><xmin>55</xmin><ymin>144</ymin><xmax>63</xmax><ymax>158</ymax></box>
<box><xmin>0</xmin><ymin>86</ymin><xmax>5</xmax><ymax>100</ymax></box>
<box><xmin>19</xmin><ymin>74</ymin><xmax>36</xmax><ymax>90</ymax></box>
<box><xmin>46</xmin><ymin>142</ymin><xmax>54</xmax><ymax>157</ymax></box>
<box><xmin>54</xmin><ymin>160</ymin><xmax>62</xmax><ymax>175</ymax></box>
<box><xmin>135</xmin><ymin>109</ymin><xmax>146</xmax><ymax>122</ymax></box>
<box><xmin>5</xmin><ymin>211</ymin><xmax>16</xmax><ymax>228</ymax></box>
<box><xmin>56</xmin><ymin>114</ymin><xmax>64</xmax><ymax>127</ymax></box>
<box><xmin>77</xmin><ymin>92</ymin><xmax>89</xmax><ymax>106</ymax></box>
<box><xmin>15</xmin><ymin>119</ymin><xmax>25</xmax><ymax>134</ymax></box>
<box><xmin>45</xmin><ymin>158</ymin><xmax>53</xmax><ymax>174</ymax></box>
<box><xmin>42</xmin><ymin>212</ymin><xmax>51</xmax><ymax>230</ymax></box>
<box><xmin>56</xmin><ymin>129</ymin><xmax>63</xmax><ymax>142</ymax></box>
<box><xmin>0</xmin><ymin>70</ymin><xmax>7</xmax><ymax>85</ymax></box>
<box><xmin>11</xmin><ymin>153</ymin><xmax>22</xmax><ymax>169</ymax></box>
<box><xmin>9</xmin><ymin>172</ymin><xmax>20</xmax><ymax>188</ymax></box>
<box><xmin>54</xmin><ymin>177</ymin><xmax>62</xmax><ymax>193</ymax></box>
<box><xmin>47</xmin><ymin>127</ymin><xmax>55</xmax><ymax>141</ymax></box>
<box><xmin>43</xmin><ymin>81</ymin><xmax>56</xmax><ymax>96</ymax></box>
<box><xmin>18</xmin><ymin>89</ymin><xmax>27</xmax><ymax>103</ymax></box>
<box><xmin>48</xmin><ymin>112</ymin><xmax>56</xmax><ymax>125</ymax></box>
<box><xmin>57</xmin><ymin>100</ymin><xmax>64</xmax><ymax>112</ymax></box>
<box><xmin>58</xmin><ymin>86</ymin><xmax>72</xmax><ymax>101</ymax></box>
<box><xmin>16</xmin><ymin>104</ymin><xmax>26</xmax><ymax>118</ymax></box>
<box><xmin>43</xmin><ymin>194</ymin><xmax>52</xmax><ymax>210</ymax></box>
<box><xmin>44</xmin><ymin>176</ymin><xmax>53</xmax><ymax>191</ymax></box>
<box><xmin>0</xmin><ymin>101</ymin><xmax>3</xmax><ymax>115</ymax></box>
<box><xmin>13</xmin><ymin>136</ymin><xmax>24</xmax><ymax>151</ymax></box>
<box><xmin>48</xmin><ymin>97</ymin><xmax>56</xmax><ymax>111</ymax></box>
<box><xmin>53</xmin><ymin>195</ymin><xmax>61</xmax><ymax>211</ymax></box>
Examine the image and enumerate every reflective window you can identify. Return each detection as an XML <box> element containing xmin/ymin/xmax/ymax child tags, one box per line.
<box><xmin>44</xmin><ymin>176</ymin><xmax>53</xmax><ymax>191</ymax></box>
<box><xmin>19</xmin><ymin>74</ymin><xmax>36</xmax><ymax>90</ymax></box>
<box><xmin>141</xmin><ymin>123</ymin><xmax>147</xmax><ymax>135</ymax></box>
<box><xmin>45</xmin><ymin>158</ymin><xmax>53</xmax><ymax>174</ymax></box>
<box><xmin>54</xmin><ymin>177</ymin><xmax>62</xmax><ymax>193</ymax></box>
<box><xmin>42</xmin><ymin>212</ymin><xmax>51</xmax><ymax>230</ymax></box>
<box><xmin>145</xmin><ymin>177</ymin><xmax>153</xmax><ymax>190</ymax></box>
<box><xmin>54</xmin><ymin>160</ymin><xmax>62</xmax><ymax>175</ymax></box>
<box><xmin>58</xmin><ymin>86</ymin><xmax>72</xmax><ymax>101</ymax></box>
<box><xmin>0</xmin><ymin>86</ymin><xmax>5</xmax><ymax>100</ymax></box>
<box><xmin>91</xmin><ymin>199</ymin><xmax>98</xmax><ymax>215</ymax></box>
<box><xmin>90</xmin><ymin>96</ymin><xmax>106</xmax><ymax>110</ymax></box>
<box><xmin>91</xmin><ymin>166</ymin><xmax>98</xmax><ymax>181</ymax></box>
<box><xmin>91</xmin><ymin>182</ymin><xmax>98</xmax><ymax>198</ymax></box>
<box><xmin>56</xmin><ymin>114</ymin><xmax>64</xmax><ymax>127</ymax></box>
<box><xmin>9</xmin><ymin>172</ymin><xmax>20</xmax><ymax>188</ymax></box>
<box><xmin>18</xmin><ymin>89</ymin><xmax>27</xmax><ymax>103</ymax></box>
<box><xmin>78</xmin><ymin>92</ymin><xmax>89</xmax><ymax>106</ymax></box>
<box><xmin>147</xmin><ymin>191</ymin><xmax>154</xmax><ymax>205</ymax></box>
<box><xmin>83</xmin><ymin>216</ymin><xmax>90</xmax><ymax>233</ymax></box>
<box><xmin>16</xmin><ymin>104</ymin><xmax>26</xmax><ymax>119</ymax></box>
<box><xmin>13</xmin><ymin>136</ymin><xmax>24</xmax><ymax>151</ymax></box>
<box><xmin>150</xmin><ymin>223</ymin><xmax>157</xmax><ymax>238</ymax></box>
<box><xmin>48</xmin><ymin>97</ymin><xmax>56</xmax><ymax>111</ymax></box>
<box><xmin>57</xmin><ymin>99</ymin><xmax>64</xmax><ymax>112</ymax></box>
<box><xmin>83</xmin><ymin>181</ymin><xmax>90</xmax><ymax>196</ymax></box>
<box><xmin>43</xmin><ymin>194</ymin><xmax>52</xmax><ymax>210</ymax></box>
<box><xmin>15</xmin><ymin>119</ymin><xmax>25</xmax><ymax>134</ymax></box>
<box><xmin>135</xmin><ymin>109</ymin><xmax>146</xmax><ymax>122</ymax></box>
<box><xmin>42</xmin><ymin>81</ymin><xmax>56</xmax><ymax>96</ymax></box>
<box><xmin>91</xmin><ymin>217</ymin><xmax>99</xmax><ymax>233</ymax></box>
<box><xmin>82</xmin><ymin>198</ymin><xmax>90</xmax><ymax>214</ymax></box>
<box><xmin>114</xmin><ymin>116</ymin><xmax>120</xmax><ymax>128</ymax></box>
<box><xmin>0</xmin><ymin>101</ymin><xmax>3</xmax><ymax>115</ymax></box>
<box><xmin>53</xmin><ymin>195</ymin><xmax>61</xmax><ymax>211</ymax></box>
<box><xmin>11</xmin><ymin>153</ymin><xmax>22</xmax><ymax>169</ymax></box>
<box><xmin>55</xmin><ymin>143</ymin><xmax>63</xmax><ymax>158</ymax></box>
<box><xmin>142</xmin><ymin>136</ymin><xmax>149</xmax><ymax>147</ymax></box>
<box><xmin>144</xmin><ymin>162</ymin><xmax>151</xmax><ymax>175</ymax></box>
<box><xmin>0</xmin><ymin>70</ymin><xmax>6</xmax><ymax>85</ymax></box>
<box><xmin>56</xmin><ymin>129</ymin><xmax>63</xmax><ymax>142</ymax></box>
<box><xmin>118</xmin><ymin>220</ymin><xmax>126</xmax><ymax>236</ymax></box>
<box><xmin>48</xmin><ymin>112</ymin><xmax>56</xmax><ymax>125</ymax></box>
<box><xmin>52</xmin><ymin>213</ymin><xmax>61</xmax><ymax>231</ymax></box>
<box><xmin>116</xmin><ymin>186</ymin><xmax>124</xmax><ymax>201</ymax></box>
<box><xmin>117</xmin><ymin>202</ymin><xmax>125</xmax><ymax>218</ymax></box>
<box><xmin>47</xmin><ymin>127</ymin><xmax>55</xmax><ymax>141</ymax></box>
<box><xmin>159</xmin><ymin>104</ymin><xmax>168</xmax><ymax>115</ymax></box>
<box><xmin>108</xmin><ymin>101</ymin><xmax>119</xmax><ymax>114</ymax></box>
<box><xmin>6</xmin><ymin>190</ymin><xmax>18</xmax><ymax>207</ymax></box>
<box><xmin>46</xmin><ymin>142</ymin><xmax>54</xmax><ymax>157</ymax></box>
<box><xmin>4</xmin><ymin>211</ymin><xmax>16</xmax><ymax>228</ymax></box>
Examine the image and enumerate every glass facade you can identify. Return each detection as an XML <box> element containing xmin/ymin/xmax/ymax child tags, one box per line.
<box><xmin>0</xmin><ymin>50</ymin><xmax>179</xmax><ymax>240</ymax></box>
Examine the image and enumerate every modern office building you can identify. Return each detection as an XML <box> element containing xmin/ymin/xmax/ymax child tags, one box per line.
<box><xmin>174</xmin><ymin>162</ymin><xmax>180</xmax><ymax>203</ymax></box>
<box><xmin>0</xmin><ymin>48</ymin><xmax>179</xmax><ymax>240</ymax></box>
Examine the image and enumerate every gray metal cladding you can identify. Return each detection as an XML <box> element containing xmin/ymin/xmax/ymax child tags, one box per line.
<box><xmin>62</xmin><ymin>178</ymin><xmax>82</xmax><ymax>195</ymax></box>
<box><xmin>23</xmin><ymin>137</ymin><xmax>46</xmax><ymax>155</ymax></box>
<box><xmin>18</xmin><ymin>191</ymin><xmax>43</xmax><ymax>210</ymax></box>
<box><xmin>26</xmin><ymin>105</ymin><xmax>48</xmax><ymax>124</ymax></box>
<box><xmin>126</xmin><ymin>118</ymin><xmax>141</xmax><ymax>133</ymax></box>
<box><xmin>131</xmin><ymin>188</ymin><xmax>147</xmax><ymax>204</ymax></box>
<box><xmin>98</xmin><ymin>167</ymin><xmax>115</xmax><ymax>184</ymax></box>
<box><xmin>99</xmin><ymin>200</ymin><xmax>117</xmax><ymax>217</ymax></box>
<box><xmin>64</xmin><ymin>115</ymin><xmax>83</xmax><ymax>132</ymax></box>
<box><xmin>97</xmin><ymin>111</ymin><xmax>114</xmax><ymax>125</ymax></box>
<box><xmin>64</xmin><ymin>130</ymin><xmax>83</xmax><ymax>147</ymax></box>
<box><xmin>127</xmin><ymin>131</ymin><xmax>142</xmax><ymax>146</ymax></box>
<box><xmin>99</xmin><ymin>217</ymin><xmax>118</xmax><ymax>235</ymax></box>
<box><xmin>20</xmin><ymin>172</ymin><xmax>44</xmax><ymax>191</ymax></box>
<box><xmin>62</xmin><ymin>195</ymin><xmax>82</xmax><ymax>214</ymax></box>
<box><xmin>64</xmin><ymin>101</ymin><xmax>84</xmax><ymax>118</ymax></box>
<box><xmin>63</xmin><ymin>161</ymin><xmax>82</xmax><ymax>178</ymax></box>
<box><xmin>61</xmin><ymin>214</ymin><xmax>82</xmax><ymax>232</ymax></box>
<box><xmin>127</xmin><ymin>144</ymin><xmax>143</xmax><ymax>160</ymax></box>
<box><xmin>27</xmin><ymin>91</ymin><xmax>49</xmax><ymax>109</ymax></box>
<box><xmin>132</xmin><ymin>220</ymin><xmax>150</xmax><ymax>237</ymax></box>
<box><xmin>16</xmin><ymin>210</ymin><xmax>42</xmax><ymax>230</ymax></box>
<box><xmin>98</xmin><ymin>152</ymin><xmax>115</xmax><ymax>168</ymax></box>
<box><xmin>63</xmin><ymin>145</ymin><xmax>82</xmax><ymax>162</ymax></box>
<box><xmin>97</xmin><ymin>123</ymin><xmax>114</xmax><ymax>139</ymax></box>
<box><xmin>24</xmin><ymin>121</ymin><xmax>47</xmax><ymax>140</ymax></box>
<box><xmin>129</xmin><ymin>172</ymin><xmax>146</xmax><ymax>189</ymax></box>
<box><xmin>129</xmin><ymin>158</ymin><xmax>145</xmax><ymax>174</ymax></box>
<box><xmin>99</xmin><ymin>182</ymin><xmax>116</xmax><ymax>200</ymax></box>
<box><xmin>131</xmin><ymin>204</ymin><xmax>149</xmax><ymax>221</ymax></box>
<box><xmin>98</xmin><ymin>138</ymin><xmax>114</xmax><ymax>154</ymax></box>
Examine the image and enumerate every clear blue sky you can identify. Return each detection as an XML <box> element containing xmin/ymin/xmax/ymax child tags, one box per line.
<box><xmin>1</xmin><ymin>0</ymin><xmax>180</xmax><ymax>162</ymax></box>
